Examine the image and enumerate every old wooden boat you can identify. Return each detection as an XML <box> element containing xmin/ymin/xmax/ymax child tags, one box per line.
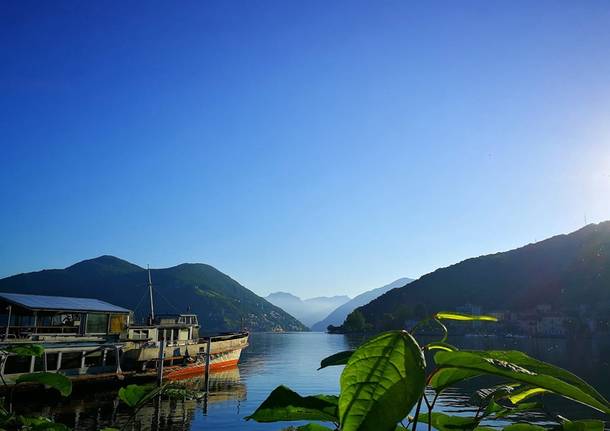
<box><xmin>121</xmin><ymin>315</ymin><xmax>249</xmax><ymax>380</ymax></box>
<box><xmin>120</xmin><ymin>269</ymin><xmax>249</xmax><ymax>381</ymax></box>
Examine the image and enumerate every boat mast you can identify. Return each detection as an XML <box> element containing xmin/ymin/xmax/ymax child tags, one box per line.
<box><xmin>148</xmin><ymin>265</ymin><xmax>155</xmax><ymax>323</ymax></box>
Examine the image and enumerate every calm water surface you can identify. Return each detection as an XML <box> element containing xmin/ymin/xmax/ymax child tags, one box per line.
<box><xmin>16</xmin><ymin>333</ymin><xmax>610</xmax><ymax>430</ymax></box>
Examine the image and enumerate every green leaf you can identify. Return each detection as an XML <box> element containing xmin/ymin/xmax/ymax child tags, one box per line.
<box><xmin>505</xmin><ymin>386</ymin><xmax>549</xmax><ymax>404</ymax></box>
<box><xmin>339</xmin><ymin>330</ymin><xmax>426</xmax><ymax>431</ymax></box>
<box><xmin>561</xmin><ymin>420</ymin><xmax>604</xmax><ymax>431</ymax></box>
<box><xmin>484</xmin><ymin>399</ymin><xmax>506</xmax><ymax>415</ymax></box>
<box><xmin>245</xmin><ymin>385</ymin><xmax>338</xmax><ymax>423</ymax></box>
<box><xmin>18</xmin><ymin>416</ymin><xmax>70</xmax><ymax>430</ymax></box>
<box><xmin>434</xmin><ymin>312</ymin><xmax>498</xmax><ymax>322</ymax></box>
<box><xmin>418</xmin><ymin>413</ymin><xmax>479</xmax><ymax>431</ymax></box>
<box><xmin>473</xmin><ymin>384</ymin><xmax>519</xmax><ymax>407</ymax></box>
<box><xmin>3</xmin><ymin>345</ymin><xmax>44</xmax><ymax>357</ymax></box>
<box><xmin>429</xmin><ymin>367</ymin><xmax>483</xmax><ymax>392</ymax></box>
<box><xmin>425</xmin><ymin>342</ymin><xmax>457</xmax><ymax>352</ymax></box>
<box><xmin>295</xmin><ymin>424</ymin><xmax>335</xmax><ymax>431</ymax></box>
<box><xmin>502</xmin><ymin>424</ymin><xmax>547</xmax><ymax>431</ymax></box>
<box><xmin>118</xmin><ymin>384</ymin><xmax>163</xmax><ymax>408</ymax></box>
<box><xmin>16</xmin><ymin>372</ymin><xmax>72</xmax><ymax>397</ymax></box>
<box><xmin>434</xmin><ymin>350</ymin><xmax>610</xmax><ymax>413</ymax></box>
<box><xmin>493</xmin><ymin>402</ymin><xmax>543</xmax><ymax>419</ymax></box>
<box><xmin>318</xmin><ymin>351</ymin><xmax>354</xmax><ymax>370</ymax></box>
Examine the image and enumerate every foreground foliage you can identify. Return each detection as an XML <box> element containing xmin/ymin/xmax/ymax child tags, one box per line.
<box><xmin>0</xmin><ymin>345</ymin><xmax>205</xmax><ymax>430</ymax></box>
<box><xmin>247</xmin><ymin>312</ymin><xmax>609</xmax><ymax>431</ymax></box>
<box><xmin>0</xmin><ymin>344</ymin><xmax>73</xmax><ymax>430</ymax></box>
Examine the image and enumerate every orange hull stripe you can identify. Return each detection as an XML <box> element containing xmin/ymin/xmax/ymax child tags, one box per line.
<box><xmin>165</xmin><ymin>359</ymin><xmax>240</xmax><ymax>380</ymax></box>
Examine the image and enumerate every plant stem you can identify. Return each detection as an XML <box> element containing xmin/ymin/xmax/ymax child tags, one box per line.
<box><xmin>412</xmin><ymin>395</ymin><xmax>424</xmax><ymax>431</ymax></box>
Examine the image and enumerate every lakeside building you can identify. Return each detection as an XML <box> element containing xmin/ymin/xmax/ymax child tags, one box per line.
<box><xmin>464</xmin><ymin>303</ymin><xmax>610</xmax><ymax>337</ymax></box>
<box><xmin>0</xmin><ymin>292</ymin><xmax>131</xmax><ymax>339</ymax></box>
<box><xmin>0</xmin><ymin>292</ymin><xmax>130</xmax><ymax>380</ymax></box>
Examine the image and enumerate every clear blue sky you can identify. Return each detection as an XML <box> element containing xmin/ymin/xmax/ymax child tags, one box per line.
<box><xmin>1</xmin><ymin>1</ymin><xmax>610</xmax><ymax>298</ymax></box>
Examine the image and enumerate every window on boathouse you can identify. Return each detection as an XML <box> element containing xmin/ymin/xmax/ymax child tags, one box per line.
<box><xmin>109</xmin><ymin>314</ymin><xmax>127</xmax><ymax>334</ymax></box>
<box><xmin>86</xmin><ymin>313</ymin><xmax>109</xmax><ymax>334</ymax></box>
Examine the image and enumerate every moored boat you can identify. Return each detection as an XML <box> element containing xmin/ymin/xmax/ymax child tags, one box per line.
<box><xmin>121</xmin><ymin>315</ymin><xmax>249</xmax><ymax>380</ymax></box>
<box><xmin>121</xmin><ymin>268</ymin><xmax>249</xmax><ymax>381</ymax></box>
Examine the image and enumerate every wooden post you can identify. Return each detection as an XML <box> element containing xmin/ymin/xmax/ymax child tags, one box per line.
<box><xmin>5</xmin><ymin>305</ymin><xmax>11</xmax><ymax>339</ymax></box>
<box><xmin>115</xmin><ymin>346</ymin><xmax>122</xmax><ymax>374</ymax></box>
<box><xmin>157</xmin><ymin>339</ymin><xmax>165</xmax><ymax>386</ymax></box>
<box><xmin>204</xmin><ymin>337</ymin><xmax>211</xmax><ymax>393</ymax></box>
<box><xmin>203</xmin><ymin>337</ymin><xmax>212</xmax><ymax>415</ymax></box>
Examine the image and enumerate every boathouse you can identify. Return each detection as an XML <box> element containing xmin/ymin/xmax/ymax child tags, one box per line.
<box><xmin>0</xmin><ymin>292</ymin><xmax>131</xmax><ymax>338</ymax></box>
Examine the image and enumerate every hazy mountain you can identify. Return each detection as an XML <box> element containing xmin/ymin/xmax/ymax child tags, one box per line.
<box><xmin>310</xmin><ymin>277</ymin><xmax>414</xmax><ymax>331</ymax></box>
<box><xmin>265</xmin><ymin>292</ymin><xmax>351</xmax><ymax>327</ymax></box>
<box><xmin>0</xmin><ymin>255</ymin><xmax>307</xmax><ymax>332</ymax></box>
<box><xmin>342</xmin><ymin>222</ymin><xmax>610</xmax><ymax>331</ymax></box>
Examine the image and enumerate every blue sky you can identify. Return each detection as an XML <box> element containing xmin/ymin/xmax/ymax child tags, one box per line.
<box><xmin>1</xmin><ymin>1</ymin><xmax>610</xmax><ymax>298</ymax></box>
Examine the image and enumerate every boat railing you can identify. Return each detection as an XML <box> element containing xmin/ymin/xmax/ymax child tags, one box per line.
<box><xmin>0</xmin><ymin>325</ymin><xmax>79</xmax><ymax>340</ymax></box>
<box><xmin>204</xmin><ymin>332</ymin><xmax>249</xmax><ymax>343</ymax></box>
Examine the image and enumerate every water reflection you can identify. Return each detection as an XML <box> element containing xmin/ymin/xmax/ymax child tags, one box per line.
<box><xmin>10</xmin><ymin>333</ymin><xmax>610</xmax><ymax>430</ymax></box>
<box><xmin>14</xmin><ymin>368</ymin><xmax>246</xmax><ymax>430</ymax></box>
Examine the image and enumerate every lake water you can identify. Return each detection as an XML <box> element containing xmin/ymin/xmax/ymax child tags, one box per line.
<box><xmin>14</xmin><ymin>332</ymin><xmax>610</xmax><ymax>430</ymax></box>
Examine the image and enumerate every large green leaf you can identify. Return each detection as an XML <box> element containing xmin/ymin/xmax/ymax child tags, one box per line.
<box><xmin>502</xmin><ymin>424</ymin><xmax>547</xmax><ymax>431</ymax></box>
<box><xmin>434</xmin><ymin>350</ymin><xmax>610</xmax><ymax>413</ymax></box>
<box><xmin>428</xmin><ymin>367</ymin><xmax>483</xmax><ymax>392</ymax></box>
<box><xmin>434</xmin><ymin>312</ymin><xmax>498</xmax><ymax>322</ymax></box>
<box><xmin>339</xmin><ymin>330</ymin><xmax>426</xmax><ymax>431</ymax></box>
<box><xmin>4</xmin><ymin>345</ymin><xmax>44</xmax><ymax>357</ymax></box>
<box><xmin>16</xmin><ymin>372</ymin><xmax>72</xmax><ymax>397</ymax></box>
<box><xmin>295</xmin><ymin>424</ymin><xmax>335</xmax><ymax>431</ymax></box>
<box><xmin>318</xmin><ymin>351</ymin><xmax>354</xmax><ymax>370</ymax></box>
<box><xmin>561</xmin><ymin>420</ymin><xmax>604</xmax><ymax>431</ymax></box>
<box><xmin>118</xmin><ymin>384</ymin><xmax>163</xmax><ymax>408</ymax></box>
<box><xmin>418</xmin><ymin>413</ymin><xmax>479</xmax><ymax>431</ymax></box>
<box><xmin>245</xmin><ymin>385</ymin><xmax>338</xmax><ymax>423</ymax></box>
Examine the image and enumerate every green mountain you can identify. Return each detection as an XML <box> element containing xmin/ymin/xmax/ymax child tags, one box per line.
<box><xmin>343</xmin><ymin>221</ymin><xmax>610</xmax><ymax>331</ymax></box>
<box><xmin>0</xmin><ymin>255</ymin><xmax>308</xmax><ymax>333</ymax></box>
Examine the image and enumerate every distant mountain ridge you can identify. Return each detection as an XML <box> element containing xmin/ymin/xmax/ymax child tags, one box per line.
<box><xmin>265</xmin><ymin>292</ymin><xmax>350</xmax><ymax>328</ymax></box>
<box><xmin>345</xmin><ymin>222</ymin><xmax>610</xmax><ymax>331</ymax></box>
<box><xmin>0</xmin><ymin>255</ymin><xmax>307</xmax><ymax>332</ymax></box>
<box><xmin>310</xmin><ymin>277</ymin><xmax>413</xmax><ymax>331</ymax></box>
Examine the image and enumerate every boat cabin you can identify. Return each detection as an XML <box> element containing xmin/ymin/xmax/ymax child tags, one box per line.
<box><xmin>126</xmin><ymin>314</ymin><xmax>199</xmax><ymax>344</ymax></box>
<box><xmin>0</xmin><ymin>292</ymin><xmax>131</xmax><ymax>340</ymax></box>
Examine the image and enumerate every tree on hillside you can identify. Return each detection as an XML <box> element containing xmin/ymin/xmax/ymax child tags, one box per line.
<box><xmin>343</xmin><ymin>309</ymin><xmax>369</xmax><ymax>332</ymax></box>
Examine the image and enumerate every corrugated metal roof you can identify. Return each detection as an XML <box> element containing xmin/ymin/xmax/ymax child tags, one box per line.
<box><xmin>0</xmin><ymin>292</ymin><xmax>130</xmax><ymax>313</ymax></box>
